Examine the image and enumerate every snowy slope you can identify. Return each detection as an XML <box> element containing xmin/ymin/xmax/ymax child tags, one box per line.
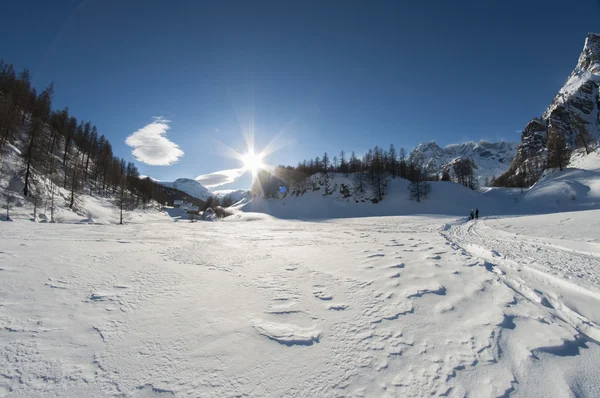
<box><xmin>520</xmin><ymin>148</ymin><xmax>600</xmax><ymax>212</ymax></box>
<box><xmin>1</xmin><ymin>142</ymin><xmax>167</xmax><ymax>224</ymax></box>
<box><xmin>158</xmin><ymin>178</ymin><xmax>213</xmax><ymax>201</ymax></box>
<box><xmin>242</xmin><ymin>173</ymin><xmax>506</xmax><ymax>219</ymax></box>
<box><xmin>242</xmin><ymin>149</ymin><xmax>600</xmax><ymax>219</ymax></box>
<box><xmin>411</xmin><ymin>140</ymin><xmax>518</xmax><ymax>184</ymax></box>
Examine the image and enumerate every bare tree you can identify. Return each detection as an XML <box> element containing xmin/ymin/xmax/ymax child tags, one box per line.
<box><xmin>117</xmin><ymin>176</ymin><xmax>127</xmax><ymax>225</ymax></box>
<box><xmin>574</xmin><ymin>116</ymin><xmax>594</xmax><ymax>155</ymax></box>
<box><xmin>547</xmin><ymin>126</ymin><xmax>571</xmax><ymax>171</ymax></box>
<box><xmin>49</xmin><ymin>182</ymin><xmax>57</xmax><ymax>223</ymax></box>
<box><xmin>451</xmin><ymin>158</ymin><xmax>478</xmax><ymax>189</ymax></box>
<box><xmin>3</xmin><ymin>188</ymin><xmax>15</xmax><ymax>221</ymax></box>
<box><xmin>407</xmin><ymin>156</ymin><xmax>429</xmax><ymax>203</ymax></box>
<box><xmin>32</xmin><ymin>194</ymin><xmax>39</xmax><ymax>222</ymax></box>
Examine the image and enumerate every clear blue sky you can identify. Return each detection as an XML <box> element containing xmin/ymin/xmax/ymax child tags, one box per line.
<box><xmin>2</xmin><ymin>0</ymin><xmax>599</xmax><ymax>190</ymax></box>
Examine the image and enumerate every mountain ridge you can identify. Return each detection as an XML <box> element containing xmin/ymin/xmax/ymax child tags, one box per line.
<box><xmin>158</xmin><ymin>178</ymin><xmax>213</xmax><ymax>201</ymax></box>
<box><xmin>410</xmin><ymin>140</ymin><xmax>519</xmax><ymax>184</ymax></box>
<box><xmin>498</xmin><ymin>33</ymin><xmax>600</xmax><ymax>186</ymax></box>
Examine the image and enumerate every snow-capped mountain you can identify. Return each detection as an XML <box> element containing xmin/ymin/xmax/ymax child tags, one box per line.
<box><xmin>542</xmin><ymin>32</ymin><xmax>600</xmax><ymax>145</ymax></box>
<box><xmin>410</xmin><ymin>141</ymin><xmax>518</xmax><ymax>184</ymax></box>
<box><xmin>158</xmin><ymin>178</ymin><xmax>213</xmax><ymax>201</ymax></box>
<box><xmin>500</xmin><ymin>33</ymin><xmax>600</xmax><ymax>185</ymax></box>
<box><xmin>212</xmin><ymin>189</ymin><xmax>249</xmax><ymax>204</ymax></box>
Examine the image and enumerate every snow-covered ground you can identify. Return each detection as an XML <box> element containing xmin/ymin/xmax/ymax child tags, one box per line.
<box><xmin>2</xmin><ymin>208</ymin><xmax>600</xmax><ymax>397</ymax></box>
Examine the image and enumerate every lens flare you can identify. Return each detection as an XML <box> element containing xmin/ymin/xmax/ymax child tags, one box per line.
<box><xmin>241</xmin><ymin>150</ymin><xmax>265</xmax><ymax>174</ymax></box>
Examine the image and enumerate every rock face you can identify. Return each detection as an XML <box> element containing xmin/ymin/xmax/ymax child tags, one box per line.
<box><xmin>410</xmin><ymin>140</ymin><xmax>519</xmax><ymax>184</ymax></box>
<box><xmin>500</xmin><ymin>33</ymin><xmax>600</xmax><ymax>185</ymax></box>
<box><xmin>543</xmin><ymin>33</ymin><xmax>600</xmax><ymax>146</ymax></box>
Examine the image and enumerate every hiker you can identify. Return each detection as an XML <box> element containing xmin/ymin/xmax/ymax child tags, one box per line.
<box><xmin>469</xmin><ymin>209</ymin><xmax>474</xmax><ymax>220</ymax></box>
<box><xmin>475</xmin><ymin>208</ymin><xmax>479</xmax><ymax>219</ymax></box>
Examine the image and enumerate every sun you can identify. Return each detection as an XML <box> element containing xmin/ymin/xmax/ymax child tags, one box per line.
<box><xmin>241</xmin><ymin>150</ymin><xmax>265</xmax><ymax>173</ymax></box>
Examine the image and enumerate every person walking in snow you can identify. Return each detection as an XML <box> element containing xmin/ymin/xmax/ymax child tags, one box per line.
<box><xmin>469</xmin><ymin>209</ymin><xmax>474</xmax><ymax>220</ymax></box>
<box><xmin>475</xmin><ymin>208</ymin><xmax>479</xmax><ymax>219</ymax></box>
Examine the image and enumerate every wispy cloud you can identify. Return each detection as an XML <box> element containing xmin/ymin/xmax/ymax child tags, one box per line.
<box><xmin>195</xmin><ymin>168</ymin><xmax>246</xmax><ymax>188</ymax></box>
<box><xmin>125</xmin><ymin>117</ymin><xmax>184</xmax><ymax>166</ymax></box>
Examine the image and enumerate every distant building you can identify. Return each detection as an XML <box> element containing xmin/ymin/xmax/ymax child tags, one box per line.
<box><xmin>187</xmin><ymin>205</ymin><xmax>200</xmax><ymax>214</ymax></box>
<box><xmin>202</xmin><ymin>208</ymin><xmax>216</xmax><ymax>221</ymax></box>
<box><xmin>173</xmin><ymin>200</ymin><xmax>183</xmax><ymax>208</ymax></box>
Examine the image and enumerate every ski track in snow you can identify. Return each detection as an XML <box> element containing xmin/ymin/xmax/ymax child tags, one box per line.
<box><xmin>1</xmin><ymin>214</ymin><xmax>600</xmax><ymax>396</ymax></box>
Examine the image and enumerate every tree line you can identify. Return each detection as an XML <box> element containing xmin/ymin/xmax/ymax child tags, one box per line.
<box><xmin>0</xmin><ymin>60</ymin><xmax>175</xmax><ymax>222</ymax></box>
<box><xmin>251</xmin><ymin>143</ymin><xmax>478</xmax><ymax>203</ymax></box>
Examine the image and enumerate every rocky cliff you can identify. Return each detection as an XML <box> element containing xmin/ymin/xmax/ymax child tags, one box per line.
<box><xmin>499</xmin><ymin>33</ymin><xmax>600</xmax><ymax>186</ymax></box>
<box><xmin>410</xmin><ymin>140</ymin><xmax>518</xmax><ymax>185</ymax></box>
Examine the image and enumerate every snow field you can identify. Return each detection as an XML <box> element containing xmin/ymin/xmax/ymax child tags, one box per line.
<box><xmin>2</xmin><ymin>210</ymin><xmax>600</xmax><ymax>396</ymax></box>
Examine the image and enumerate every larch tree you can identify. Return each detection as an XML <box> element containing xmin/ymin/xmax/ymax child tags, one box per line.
<box><xmin>547</xmin><ymin>126</ymin><xmax>571</xmax><ymax>171</ymax></box>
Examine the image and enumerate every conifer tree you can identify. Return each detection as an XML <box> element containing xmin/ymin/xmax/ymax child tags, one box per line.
<box><xmin>547</xmin><ymin>126</ymin><xmax>571</xmax><ymax>171</ymax></box>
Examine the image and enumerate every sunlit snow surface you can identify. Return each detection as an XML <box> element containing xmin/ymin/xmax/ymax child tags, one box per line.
<box><xmin>2</xmin><ymin>210</ymin><xmax>600</xmax><ymax>397</ymax></box>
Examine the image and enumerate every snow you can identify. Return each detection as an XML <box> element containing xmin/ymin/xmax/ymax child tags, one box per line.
<box><xmin>411</xmin><ymin>140</ymin><xmax>519</xmax><ymax>184</ymax></box>
<box><xmin>3</xmin><ymin>209</ymin><xmax>600</xmax><ymax>396</ymax></box>
<box><xmin>211</xmin><ymin>189</ymin><xmax>248</xmax><ymax>204</ymax></box>
<box><xmin>242</xmin><ymin>174</ymin><xmax>503</xmax><ymax>219</ymax></box>
<box><xmin>520</xmin><ymin>148</ymin><xmax>600</xmax><ymax>212</ymax></box>
<box><xmin>243</xmin><ymin>149</ymin><xmax>600</xmax><ymax>220</ymax></box>
<box><xmin>1</xmin><ymin>143</ymin><xmax>167</xmax><ymax>225</ymax></box>
<box><xmin>3</xmin><ymin>147</ymin><xmax>600</xmax><ymax>396</ymax></box>
<box><xmin>158</xmin><ymin>178</ymin><xmax>213</xmax><ymax>201</ymax></box>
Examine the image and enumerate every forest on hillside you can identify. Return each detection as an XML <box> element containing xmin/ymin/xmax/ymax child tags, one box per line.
<box><xmin>252</xmin><ymin>146</ymin><xmax>479</xmax><ymax>203</ymax></box>
<box><xmin>0</xmin><ymin>60</ymin><xmax>201</xmax><ymax>220</ymax></box>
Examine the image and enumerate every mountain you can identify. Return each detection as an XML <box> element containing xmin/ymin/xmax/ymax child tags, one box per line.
<box><xmin>499</xmin><ymin>33</ymin><xmax>600</xmax><ymax>186</ymax></box>
<box><xmin>212</xmin><ymin>189</ymin><xmax>249</xmax><ymax>204</ymax></box>
<box><xmin>410</xmin><ymin>141</ymin><xmax>518</xmax><ymax>184</ymax></box>
<box><xmin>158</xmin><ymin>178</ymin><xmax>213</xmax><ymax>201</ymax></box>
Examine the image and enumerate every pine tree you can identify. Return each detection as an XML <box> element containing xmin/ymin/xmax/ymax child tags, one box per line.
<box><xmin>3</xmin><ymin>187</ymin><xmax>15</xmax><ymax>221</ymax></box>
<box><xmin>339</xmin><ymin>150</ymin><xmax>348</xmax><ymax>175</ymax></box>
<box><xmin>49</xmin><ymin>182</ymin><xmax>56</xmax><ymax>223</ymax></box>
<box><xmin>22</xmin><ymin>117</ymin><xmax>45</xmax><ymax>196</ymax></box>
<box><xmin>0</xmin><ymin>65</ymin><xmax>20</xmax><ymax>150</ymax></box>
<box><xmin>388</xmin><ymin>144</ymin><xmax>397</xmax><ymax>177</ymax></box>
<box><xmin>371</xmin><ymin>146</ymin><xmax>385</xmax><ymax>201</ymax></box>
<box><xmin>573</xmin><ymin>116</ymin><xmax>594</xmax><ymax>155</ymax></box>
<box><xmin>353</xmin><ymin>172</ymin><xmax>367</xmax><ymax>195</ymax></box>
<box><xmin>349</xmin><ymin>151</ymin><xmax>358</xmax><ymax>173</ymax></box>
<box><xmin>451</xmin><ymin>158</ymin><xmax>478</xmax><ymax>189</ymax></box>
<box><xmin>398</xmin><ymin>147</ymin><xmax>407</xmax><ymax>179</ymax></box>
<box><xmin>117</xmin><ymin>176</ymin><xmax>127</xmax><ymax>225</ymax></box>
<box><xmin>17</xmin><ymin>69</ymin><xmax>32</xmax><ymax>126</ymax></box>
<box><xmin>547</xmin><ymin>126</ymin><xmax>571</xmax><ymax>171</ymax></box>
<box><xmin>322</xmin><ymin>152</ymin><xmax>330</xmax><ymax>173</ymax></box>
<box><xmin>441</xmin><ymin>169</ymin><xmax>451</xmax><ymax>181</ymax></box>
<box><xmin>407</xmin><ymin>154</ymin><xmax>429</xmax><ymax>202</ymax></box>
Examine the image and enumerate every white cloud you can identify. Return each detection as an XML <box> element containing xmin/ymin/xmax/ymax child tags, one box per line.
<box><xmin>125</xmin><ymin>117</ymin><xmax>184</xmax><ymax>166</ymax></box>
<box><xmin>195</xmin><ymin>168</ymin><xmax>245</xmax><ymax>188</ymax></box>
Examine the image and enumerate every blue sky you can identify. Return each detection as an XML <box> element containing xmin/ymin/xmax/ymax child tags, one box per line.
<box><xmin>2</xmin><ymin>0</ymin><xmax>599</xmax><ymax>190</ymax></box>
